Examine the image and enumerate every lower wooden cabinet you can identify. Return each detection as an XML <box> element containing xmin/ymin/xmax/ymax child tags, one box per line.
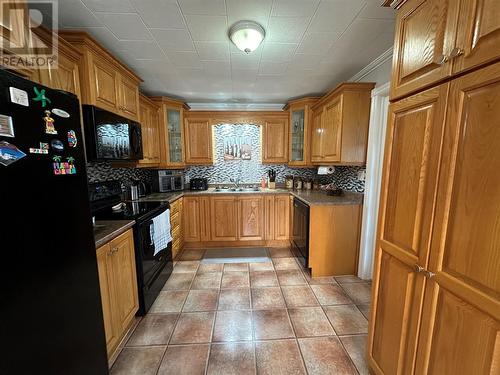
<box><xmin>238</xmin><ymin>195</ymin><xmax>264</xmax><ymax>241</ymax></box>
<box><xmin>170</xmin><ymin>198</ymin><xmax>183</xmax><ymax>259</ymax></box>
<box><xmin>96</xmin><ymin>229</ymin><xmax>138</xmax><ymax>358</ymax></box>
<box><xmin>210</xmin><ymin>196</ymin><xmax>238</xmax><ymax>241</ymax></box>
<box><xmin>183</xmin><ymin>194</ymin><xmax>290</xmax><ymax>245</ymax></box>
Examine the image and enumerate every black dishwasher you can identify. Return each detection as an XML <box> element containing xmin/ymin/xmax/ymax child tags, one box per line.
<box><xmin>292</xmin><ymin>197</ymin><xmax>310</xmax><ymax>268</ymax></box>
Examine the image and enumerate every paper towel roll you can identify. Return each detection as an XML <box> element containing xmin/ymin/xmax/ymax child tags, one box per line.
<box><xmin>317</xmin><ymin>166</ymin><xmax>335</xmax><ymax>175</ymax></box>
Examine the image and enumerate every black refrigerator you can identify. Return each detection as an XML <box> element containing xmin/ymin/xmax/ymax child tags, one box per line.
<box><xmin>0</xmin><ymin>70</ymin><xmax>109</xmax><ymax>374</ymax></box>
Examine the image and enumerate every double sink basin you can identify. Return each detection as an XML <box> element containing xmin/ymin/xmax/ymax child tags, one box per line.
<box><xmin>213</xmin><ymin>187</ymin><xmax>261</xmax><ymax>193</ymax></box>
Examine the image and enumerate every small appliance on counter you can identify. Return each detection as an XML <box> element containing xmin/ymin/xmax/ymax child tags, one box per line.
<box><xmin>126</xmin><ymin>179</ymin><xmax>149</xmax><ymax>200</ymax></box>
<box><xmin>153</xmin><ymin>170</ymin><xmax>184</xmax><ymax>192</ymax></box>
<box><xmin>89</xmin><ymin>180</ymin><xmax>173</xmax><ymax>315</ymax></box>
<box><xmin>285</xmin><ymin>175</ymin><xmax>294</xmax><ymax>189</ymax></box>
<box><xmin>190</xmin><ymin>177</ymin><xmax>208</xmax><ymax>191</ymax></box>
<box><xmin>294</xmin><ymin>176</ymin><xmax>303</xmax><ymax>190</ymax></box>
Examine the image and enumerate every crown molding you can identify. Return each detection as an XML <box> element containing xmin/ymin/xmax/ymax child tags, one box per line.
<box><xmin>187</xmin><ymin>102</ymin><xmax>285</xmax><ymax>111</ymax></box>
<box><xmin>349</xmin><ymin>47</ymin><xmax>393</xmax><ymax>83</ymax></box>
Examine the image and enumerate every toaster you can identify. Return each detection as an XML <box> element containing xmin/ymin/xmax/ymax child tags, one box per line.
<box><xmin>190</xmin><ymin>178</ymin><xmax>208</xmax><ymax>191</ymax></box>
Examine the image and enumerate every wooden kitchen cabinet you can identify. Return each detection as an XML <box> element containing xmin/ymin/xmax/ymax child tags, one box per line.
<box><xmin>274</xmin><ymin>195</ymin><xmax>290</xmax><ymax>240</ymax></box>
<box><xmin>151</xmin><ymin>97</ymin><xmax>187</xmax><ymax>168</ymax></box>
<box><xmin>262</xmin><ymin>117</ymin><xmax>289</xmax><ymax>163</ymax></box>
<box><xmin>95</xmin><ymin>229</ymin><xmax>138</xmax><ymax>358</ymax></box>
<box><xmin>170</xmin><ymin>197</ymin><xmax>183</xmax><ymax>258</ymax></box>
<box><xmin>369</xmin><ymin>54</ymin><xmax>500</xmax><ymax>375</ymax></box>
<box><xmin>59</xmin><ymin>31</ymin><xmax>142</xmax><ymax>121</ymax></box>
<box><xmin>183</xmin><ymin>196</ymin><xmax>202</xmax><ymax>242</ymax></box>
<box><xmin>210</xmin><ymin>196</ymin><xmax>238</xmax><ymax>241</ymax></box>
<box><xmin>137</xmin><ymin>94</ymin><xmax>160</xmax><ymax>167</ymax></box>
<box><xmin>389</xmin><ymin>0</ymin><xmax>500</xmax><ymax>100</ymax></box>
<box><xmin>285</xmin><ymin>97</ymin><xmax>319</xmax><ymax>167</ymax></box>
<box><xmin>238</xmin><ymin>195</ymin><xmax>264</xmax><ymax>241</ymax></box>
<box><xmin>34</xmin><ymin>28</ymin><xmax>82</xmax><ymax>98</ymax></box>
<box><xmin>311</xmin><ymin>83</ymin><xmax>374</xmax><ymax>165</ymax></box>
<box><xmin>184</xmin><ymin>116</ymin><xmax>213</xmax><ymax>165</ymax></box>
<box><xmin>368</xmin><ymin>83</ymin><xmax>448</xmax><ymax>374</ymax></box>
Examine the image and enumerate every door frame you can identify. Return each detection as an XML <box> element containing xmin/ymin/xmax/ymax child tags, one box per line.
<box><xmin>357</xmin><ymin>82</ymin><xmax>390</xmax><ymax>280</ymax></box>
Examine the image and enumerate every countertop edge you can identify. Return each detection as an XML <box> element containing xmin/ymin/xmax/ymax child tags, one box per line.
<box><xmin>141</xmin><ymin>189</ymin><xmax>363</xmax><ymax>206</ymax></box>
<box><xmin>94</xmin><ymin>220</ymin><xmax>135</xmax><ymax>248</ymax></box>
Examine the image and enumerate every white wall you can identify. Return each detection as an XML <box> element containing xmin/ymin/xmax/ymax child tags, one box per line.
<box><xmin>349</xmin><ymin>48</ymin><xmax>393</xmax><ymax>87</ymax></box>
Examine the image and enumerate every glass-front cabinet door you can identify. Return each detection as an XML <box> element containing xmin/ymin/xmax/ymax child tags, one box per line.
<box><xmin>287</xmin><ymin>97</ymin><xmax>319</xmax><ymax>166</ymax></box>
<box><xmin>167</xmin><ymin>108</ymin><xmax>183</xmax><ymax>163</ymax></box>
<box><xmin>290</xmin><ymin>109</ymin><xmax>305</xmax><ymax>162</ymax></box>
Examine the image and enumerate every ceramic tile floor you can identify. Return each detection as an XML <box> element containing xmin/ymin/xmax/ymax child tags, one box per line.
<box><xmin>111</xmin><ymin>248</ymin><xmax>372</xmax><ymax>375</ymax></box>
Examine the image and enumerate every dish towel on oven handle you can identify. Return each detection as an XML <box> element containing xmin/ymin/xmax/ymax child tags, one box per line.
<box><xmin>150</xmin><ymin>209</ymin><xmax>173</xmax><ymax>256</ymax></box>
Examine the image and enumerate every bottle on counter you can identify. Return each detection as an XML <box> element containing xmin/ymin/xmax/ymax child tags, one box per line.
<box><xmin>294</xmin><ymin>176</ymin><xmax>303</xmax><ymax>190</ymax></box>
<box><xmin>261</xmin><ymin>177</ymin><xmax>267</xmax><ymax>189</ymax></box>
<box><xmin>304</xmin><ymin>178</ymin><xmax>312</xmax><ymax>190</ymax></box>
<box><xmin>313</xmin><ymin>178</ymin><xmax>320</xmax><ymax>190</ymax></box>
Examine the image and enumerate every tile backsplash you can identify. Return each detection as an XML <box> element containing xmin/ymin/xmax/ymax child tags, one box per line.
<box><xmin>86</xmin><ymin>161</ymin><xmax>152</xmax><ymax>186</ymax></box>
<box><xmin>185</xmin><ymin>124</ymin><xmax>366</xmax><ymax>193</ymax></box>
<box><xmin>85</xmin><ymin>124</ymin><xmax>366</xmax><ymax>193</ymax></box>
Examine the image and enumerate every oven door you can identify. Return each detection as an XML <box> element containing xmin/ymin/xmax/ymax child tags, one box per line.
<box><xmin>292</xmin><ymin>198</ymin><xmax>309</xmax><ymax>268</ymax></box>
<box><xmin>135</xmin><ymin>208</ymin><xmax>173</xmax><ymax>315</ymax></box>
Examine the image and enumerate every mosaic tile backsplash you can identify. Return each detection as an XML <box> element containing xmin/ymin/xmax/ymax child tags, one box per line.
<box><xmin>185</xmin><ymin>124</ymin><xmax>366</xmax><ymax>193</ymax></box>
<box><xmin>86</xmin><ymin>161</ymin><xmax>152</xmax><ymax>186</ymax></box>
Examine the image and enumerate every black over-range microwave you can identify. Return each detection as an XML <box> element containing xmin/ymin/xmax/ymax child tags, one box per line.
<box><xmin>82</xmin><ymin>105</ymin><xmax>143</xmax><ymax>161</ymax></box>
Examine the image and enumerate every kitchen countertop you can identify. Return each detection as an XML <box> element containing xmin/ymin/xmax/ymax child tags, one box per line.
<box><xmin>93</xmin><ymin>220</ymin><xmax>135</xmax><ymax>248</ymax></box>
<box><xmin>138</xmin><ymin>188</ymin><xmax>363</xmax><ymax>206</ymax></box>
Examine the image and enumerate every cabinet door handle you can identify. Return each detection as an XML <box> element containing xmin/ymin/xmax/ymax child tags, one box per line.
<box><xmin>424</xmin><ymin>270</ymin><xmax>436</xmax><ymax>279</ymax></box>
<box><xmin>414</xmin><ymin>264</ymin><xmax>425</xmax><ymax>273</ymax></box>
<box><xmin>437</xmin><ymin>54</ymin><xmax>449</xmax><ymax>65</ymax></box>
<box><xmin>450</xmin><ymin>47</ymin><xmax>464</xmax><ymax>59</ymax></box>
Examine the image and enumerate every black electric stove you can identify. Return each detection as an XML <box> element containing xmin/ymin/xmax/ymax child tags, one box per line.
<box><xmin>89</xmin><ymin>181</ymin><xmax>173</xmax><ymax>315</ymax></box>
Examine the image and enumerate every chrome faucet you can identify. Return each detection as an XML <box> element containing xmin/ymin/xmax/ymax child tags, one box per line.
<box><xmin>230</xmin><ymin>177</ymin><xmax>240</xmax><ymax>189</ymax></box>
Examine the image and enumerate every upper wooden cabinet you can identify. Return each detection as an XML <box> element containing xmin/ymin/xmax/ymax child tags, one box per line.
<box><xmin>34</xmin><ymin>28</ymin><xmax>82</xmax><ymax>98</ymax></box>
<box><xmin>137</xmin><ymin>94</ymin><xmax>160</xmax><ymax>167</ymax></box>
<box><xmin>262</xmin><ymin>117</ymin><xmax>289</xmax><ymax>163</ymax></box>
<box><xmin>59</xmin><ymin>31</ymin><xmax>142</xmax><ymax>121</ymax></box>
<box><xmin>184</xmin><ymin>115</ymin><xmax>213</xmax><ymax>165</ymax></box>
<box><xmin>390</xmin><ymin>0</ymin><xmax>500</xmax><ymax>100</ymax></box>
<box><xmin>285</xmin><ymin>97</ymin><xmax>319</xmax><ymax>167</ymax></box>
<box><xmin>151</xmin><ymin>97</ymin><xmax>187</xmax><ymax>169</ymax></box>
<box><xmin>311</xmin><ymin>83</ymin><xmax>374</xmax><ymax>165</ymax></box>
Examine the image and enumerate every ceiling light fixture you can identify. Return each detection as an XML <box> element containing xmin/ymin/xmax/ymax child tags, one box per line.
<box><xmin>228</xmin><ymin>20</ymin><xmax>265</xmax><ymax>54</ymax></box>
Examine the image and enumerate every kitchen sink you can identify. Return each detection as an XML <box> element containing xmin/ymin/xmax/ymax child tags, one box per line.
<box><xmin>214</xmin><ymin>187</ymin><xmax>261</xmax><ymax>192</ymax></box>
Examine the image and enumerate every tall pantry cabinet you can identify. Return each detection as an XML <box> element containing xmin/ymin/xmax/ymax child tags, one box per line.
<box><xmin>369</xmin><ymin>1</ymin><xmax>500</xmax><ymax>374</ymax></box>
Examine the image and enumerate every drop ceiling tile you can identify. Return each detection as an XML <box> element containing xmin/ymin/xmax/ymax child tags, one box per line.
<box><xmin>230</xmin><ymin>52</ymin><xmax>262</xmax><ymax>70</ymax></box>
<box><xmin>359</xmin><ymin>1</ymin><xmax>396</xmax><ymax>20</ymax></box>
<box><xmin>272</xmin><ymin>0</ymin><xmax>320</xmax><ymax>17</ymax></box>
<box><xmin>59</xmin><ymin>0</ymin><xmax>102</xmax><ymax>28</ymax></box>
<box><xmin>226</xmin><ymin>0</ymin><xmax>272</xmax><ymax>29</ymax></box>
<box><xmin>167</xmin><ymin>51</ymin><xmax>203</xmax><ymax>68</ymax></box>
<box><xmin>259</xmin><ymin>61</ymin><xmax>288</xmax><ymax>75</ymax></box>
<box><xmin>151</xmin><ymin>29</ymin><xmax>196</xmax><ymax>52</ymax></box>
<box><xmin>309</xmin><ymin>0</ymin><xmax>365</xmax><ymax>33</ymax></box>
<box><xmin>94</xmin><ymin>13</ymin><xmax>151</xmax><ymax>40</ymax></box>
<box><xmin>135</xmin><ymin>59</ymin><xmax>176</xmax><ymax>75</ymax></box>
<box><xmin>297</xmin><ymin>32</ymin><xmax>340</xmax><ymax>55</ymax></box>
<box><xmin>195</xmin><ymin>41</ymin><xmax>230</xmax><ymax>61</ymax></box>
<box><xmin>261</xmin><ymin>42</ymin><xmax>297</xmax><ymax>62</ymax></box>
<box><xmin>78</xmin><ymin>26</ymin><xmax>122</xmax><ymax>50</ymax></box>
<box><xmin>178</xmin><ymin>0</ymin><xmax>226</xmax><ymax>16</ymax></box>
<box><xmin>231</xmin><ymin>69</ymin><xmax>258</xmax><ymax>83</ymax></box>
<box><xmin>184</xmin><ymin>15</ymin><xmax>228</xmax><ymax>41</ymax></box>
<box><xmin>118</xmin><ymin>40</ymin><xmax>165</xmax><ymax>60</ymax></box>
<box><xmin>131</xmin><ymin>0</ymin><xmax>185</xmax><ymax>29</ymax></box>
<box><xmin>201</xmin><ymin>61</ymin><xmax>231</xmax><ymax>79</ymax></box>
<box><xmin>82</xmin><ymin>0</ymin><xmax>135</xmax><ymax>13</ymax></box>
<box><xmin>266</xmin><ymin>17</ymin><xmax>309</xmax><ymax>43</ymax></box>
<box><xmin>287</xmin><ymin>53</ymin><xmax>321</xmax><ymax>71</ymax></box>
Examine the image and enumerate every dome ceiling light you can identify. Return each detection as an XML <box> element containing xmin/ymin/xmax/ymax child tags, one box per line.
<box><xmin>228</xmin><ymin>20</ymin><xmax>265</xmax><ymax>54</ymax></box>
